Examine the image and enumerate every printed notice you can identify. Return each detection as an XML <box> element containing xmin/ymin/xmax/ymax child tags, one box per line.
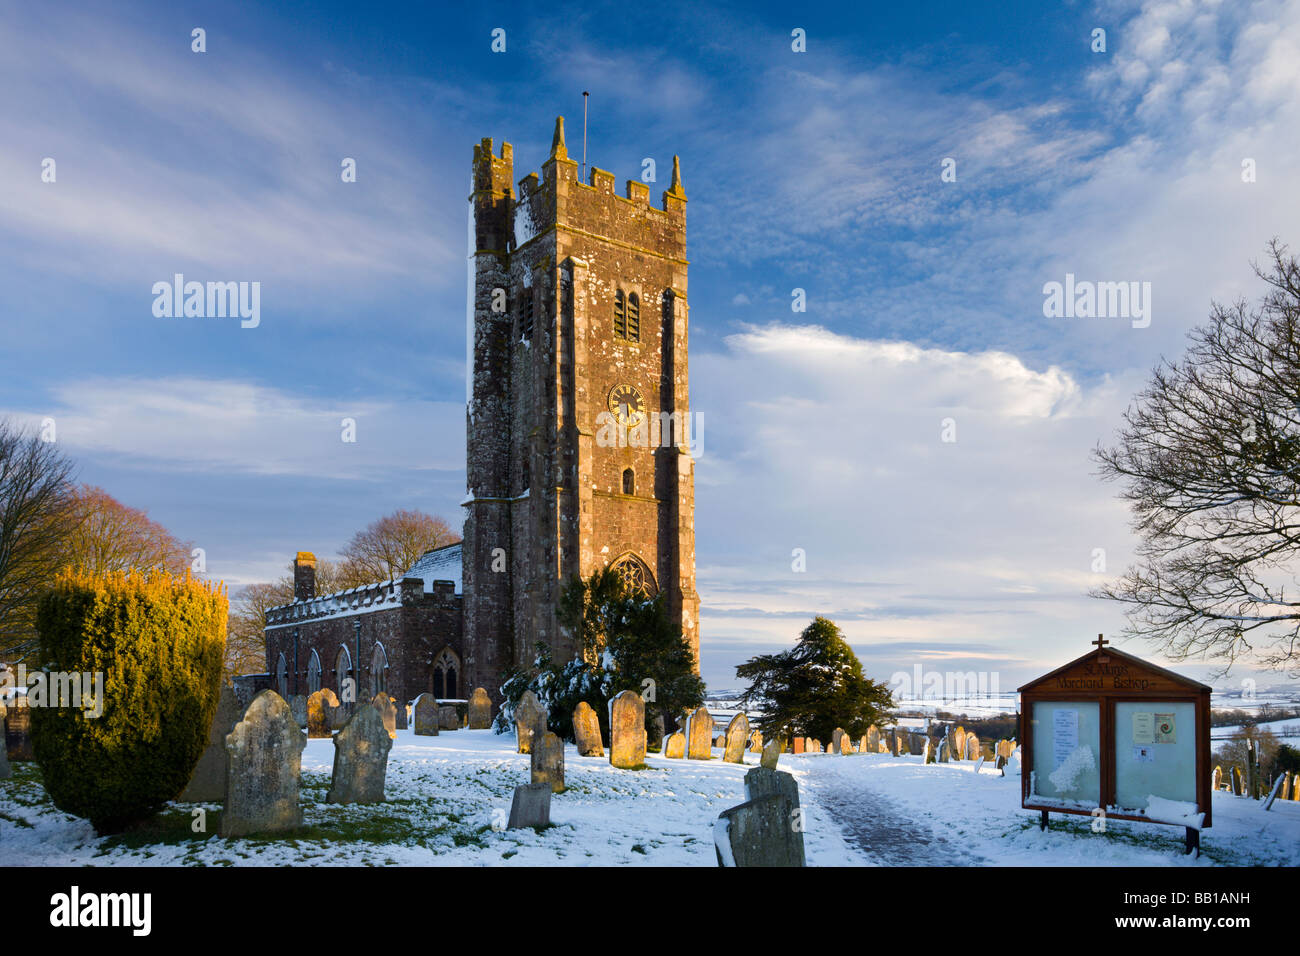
<box><xmin>1133</xmin><ymin>745</ymin><xmax>1155</xmax><ymax>763</ymax></box>
<box><xmin>1132</xmin><ymin>711</ymin><xmax>1154</xmax><ymax>745</ymax></box>
<box><xmin>1155</xmin><ymin>713</ymin><xmax>1176</xmax><ymax>744</ymax></box>
<box><xmin>1053</xmin><ymin>708</ymin><xmax>1079</xmax><ymax>768</ymax></box>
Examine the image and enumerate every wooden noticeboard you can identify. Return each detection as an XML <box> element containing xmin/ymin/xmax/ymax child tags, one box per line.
<box><xmin>1018</xmin><ymin>636</ymin><xmax>1212</xmax><ymax>844</ymax></box>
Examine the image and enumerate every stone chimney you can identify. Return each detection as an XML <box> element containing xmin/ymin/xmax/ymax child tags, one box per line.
<box><xmin>293</xmin><ymin>552</ymin><xmax>317</xmax><ymax>602</ymax></box>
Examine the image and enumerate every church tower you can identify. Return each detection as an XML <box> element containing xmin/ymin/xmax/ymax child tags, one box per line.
<box><xmin>462</xmin><ymin>117</ymin><xmax>699</xmax><ymax>699</ymax></box>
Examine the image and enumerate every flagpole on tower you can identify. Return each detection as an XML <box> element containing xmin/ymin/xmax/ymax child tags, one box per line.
<box><xmin>582</xmin><ymin>91</ymin><xmax>589</xmax><ymax>183</ymax></box>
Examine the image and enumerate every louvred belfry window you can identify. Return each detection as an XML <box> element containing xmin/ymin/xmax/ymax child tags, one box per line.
<box><xmin>627</xmin><ymin>293</ymin><xmax>640</xmax><ymax>343</ymax></box>
<box><xmin>614</xmin><ymin>290</ymin><xmax>627</xmax><ymax>338</ymax></box>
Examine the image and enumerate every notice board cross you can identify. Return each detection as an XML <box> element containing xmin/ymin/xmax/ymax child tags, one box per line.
<box><xmin>1093</xmin><ymin>634</ymin><xmax>1109</xmax><ymax>650</ymax></box>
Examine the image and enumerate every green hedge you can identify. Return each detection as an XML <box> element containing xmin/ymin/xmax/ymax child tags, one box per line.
<box><xmin>31</xmin><ymin>568</ymin><xmax>227</xmax><ymax>833</ymax></box>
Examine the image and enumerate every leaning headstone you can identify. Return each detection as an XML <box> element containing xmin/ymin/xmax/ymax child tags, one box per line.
<box><xmin>664</xmin><ymin>731</ymin><xmax>686</xmax><ymax>758</ymax></box>
<box><xmin>468</xmin><ymin>687</ymin><xmax>493</xmax><ymax>729</ymax></box>
<box><xmin>760</xmin><ymin>738</ymin><xmax>782</xmax><ymax>769</ymax></box>
<box><xmin>221</xmin><ymin>691</ymin><xmax>307</xmax><ymax>838</ymax></box>
<box><xmin>686</xmin><ymin>706</ymin><xmax>713</xmax><ymax>760</ymax></box>
<box><xmin>180</xmin><ymin>682</ymin><xmax>241</xmax><ymax>802</ymax></box>
<box><xmin>438</xmin><ymin>705</ymin><xmax>460</xmax><ymax>731</ymax></box>
<box><xmin>573</xmin><ymin>701</ymin><xmax>604</xmax><ymax>756</ymax></box>
<box><xmin>715</xmin><ymin>795</ymin><xmax>805</xmax><ymax>867</ymax></box>
<box><xmin>866</xmin><ymin>725</ymin><xmax>880</xmax><ymax>754</ymax></box>
<box><xmin>749</xmin><ymin>730</ymin><xmax>764</xmax><ymax>753</ymax></box>
<box><xmin>507</xmin><ymin>781</ymin><xmax>551</xmax><ymax>829</ymax></box>
<box><xmin>723</xmin><ymin>713</ymin><xmax>749</xmax><ymax>764</ymax></box>
<box><xmin>609</xmin><ymin>690</ymin><xmax>646</xmax><ymax>768</ymax></box>
<box><xmin>922</xmin><ymin>737</ymin><xmax>933</xmax><ymax>765</ymax></box>
<box><xmin>327</xmin><ymin>702</ymin><xmax>393</xmax><ymax>804</ymax></box>
<box><xmin>413</xmin><ymin>693</ymin><xmax>440</xmax><ymax>736</ymax></box>
<box><xmin>371</xmin><ymin>692</ymin><xmax>397</xmax><ymax>738</ymax></box>
<box><xmin>973</xmin><ymin>756</ymin><xmax>985</xmax><ymax>775</ymax></box>
<box><xmin>1263</xmin><ymin>773</ymin><xmax>1286</xmax><ymax>811</ymax></box>
<box><xmin>531</xmin><ymin>731</ymin><xmax>565</xmax><ymax>793</ymax></box>
<box><xmin>515</xmin><ymin>691</ymin><xmax>546</xmax><ymax>754</ymax></box>
<box><xmin>307</xmin><ymin>688</ymin><xmax>340</xmax><ymax>738</ymax></box>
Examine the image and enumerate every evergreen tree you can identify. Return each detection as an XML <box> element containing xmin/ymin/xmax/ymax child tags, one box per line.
<box><xmin>736</xmin><ymin>616</ymin><xmax>893</xmax><ymax>743</ymax></box>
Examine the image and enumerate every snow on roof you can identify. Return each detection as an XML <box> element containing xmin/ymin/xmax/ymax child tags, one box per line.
<box><xmin>402</xmin><ymin>542</ymin><xmax>462</xmax><ymax>595</ymax></box>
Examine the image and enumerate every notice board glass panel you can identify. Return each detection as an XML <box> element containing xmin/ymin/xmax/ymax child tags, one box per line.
<box><xmin>1113</xmin><ymin>701</ymin><xmax>1197</xmax><ymax>812</ymax></box>
<box><xmin>1030</xmin><ymin>701</ymin><xmax>1100</xmax><ymax>807</ymax></box>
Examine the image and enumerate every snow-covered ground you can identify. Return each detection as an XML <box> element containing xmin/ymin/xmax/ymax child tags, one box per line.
<box><xmin>1211</xmin><ymin>716</ymin><xmax>1300</xmax><ymax>740</ymax></box>
<box><xmin>2</xmin><ymin>730</ymin><xmax>1295</xmax><ymax>866</ymax></box>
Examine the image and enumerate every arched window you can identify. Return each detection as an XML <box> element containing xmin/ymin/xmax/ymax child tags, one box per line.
<box><xmin>432</xmin><ymin>647</ymin><xmax>461</xmax><ymax>700</ymax></box>
<box><xmin>622</xmin><ymin>467</ymin><xmax>635</xmax><ymax>496</ymax></box>
<box><xmin>370</xmin><ymin>643</ymin><xmax>389</xmax><ymax>698</ymax></box>
<box><xmin>276</xmin><ymin>652</ymin><xmax>288</xmax><ymax>698</ymax></box>
<box><xmin>335</xmin><ymin>645</ymin><xmax>353</xmax><ymax>701</ymax></box>
<box><xmin>307</xmin><ymin>649</ymin><xmax>322</xmax><ymax>694</ymax></box>
<box><xmin>614</xmin><ymin>290</ymin><xmax>627</xmax><ymax>338</ymax></box>
<box><xmin>627</xmin><ymin>293</ymin><xmax>640</xmax><ymax>343</ymax></box>
<box><xmin>610</xmin><ymin>552</ymin><xmax>657</xmax><ymax>598</ymax></box>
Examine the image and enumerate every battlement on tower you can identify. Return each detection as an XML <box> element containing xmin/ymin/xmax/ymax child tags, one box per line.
<box><xmin>508</xmin><ymin>117</ymin><xmax>687</xmax><ymax>261</ymax></box>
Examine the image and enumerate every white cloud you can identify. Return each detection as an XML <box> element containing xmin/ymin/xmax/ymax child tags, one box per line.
<box><xmin>4</xmin><ymin>377</ymin><xmax>464</xmax><ymax>479</ymax></box>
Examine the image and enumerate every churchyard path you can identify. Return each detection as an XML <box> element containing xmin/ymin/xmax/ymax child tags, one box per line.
<box><xmin>801</xmin><ymin>756</ymin><xmax>991</xmax><ymax>866</ymax></box>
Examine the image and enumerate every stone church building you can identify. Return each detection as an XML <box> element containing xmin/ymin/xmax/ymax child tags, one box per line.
<box><xmin>262</xmin><ymin>117</ymin><xmax>698</xmax><ymax>714</ymax></box>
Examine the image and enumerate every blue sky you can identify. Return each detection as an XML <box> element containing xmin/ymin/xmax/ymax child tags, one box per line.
<box><xmin>3</xmin><ymin>0</ymin><xmax>1300</xmax><ymax>694</ymax></box>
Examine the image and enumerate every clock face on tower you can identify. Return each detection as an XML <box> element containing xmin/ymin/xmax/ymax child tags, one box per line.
<box><xmin>607</xmin><ymin>384</ymin><xmax>645</xmax><ymax>427</ymax></box>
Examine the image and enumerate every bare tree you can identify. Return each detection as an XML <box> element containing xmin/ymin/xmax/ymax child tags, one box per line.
<box><xmin>339</xmin><ymin>508</ymin><xmax>460</xmax><ymax>583</ymax></box>
<box><xmin>61</xmin><ymin>484</ymin><xmax>192</xmax><ymax>576</ymax></box>
<box><xmin>0</xmin><ymin>419</ymin><xmax>76</xmax><ymax>663</ymax></box>
<box><xmin>1095</xmin><ymin>240</ymin><xmax>1300</xmax><ymax>676</ymax></box>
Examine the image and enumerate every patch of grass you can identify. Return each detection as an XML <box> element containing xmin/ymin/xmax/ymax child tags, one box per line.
<box><xmin>97</xmin><ymin>807</ymin><xmax>216</xmax><ymax>853</ymax></box>
<box><xmin>631</xmin><ymin>843</ymin><xmax>648</xmax><ymax>854</ymax></box>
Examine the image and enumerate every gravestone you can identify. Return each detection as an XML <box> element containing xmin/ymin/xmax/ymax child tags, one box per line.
<box><xmin>664</xmin><ymin>731</ymin><xmax>686</xmax><ymax>758</ymax></box>
<box><xmin>858</xmin><ymin>735</ymin><xmax>869</xmax><ymax>753</ymax></box>
<box><xmin>609</xmin><ymin>690</ymin><xmax>646</xmax><ymax>768</ymax></box>
<box><xmin>1230</xmin><ymin>766</ymin><xmax>1243</xmax><ymax>795</ymax></box>
<box><xmin>995</xmin><ymin>753</ymin><xmax>1007</xmax><ymax>774</ymax></box>
<box><xmin>413</xmin><ymin>693</ymin><xmax>440</xmax><ymax>736</ymax></box>
<box><xmin>330</xmin><ymin>696</ymin><xmax>350</xmax><ymax>730</ymax></box>
<box><xmin>1281</xmin><ymin>774</ymin><xmax>1291</xmax><ymax>801</ymax></box>
<box><xmin>812</xmin><ymin>739</ymin><xmax>823</xmax><ymax>754</ymax></box>
<box><xmin>468</xmin><ymin>687</ymin><xmax>493</xmax><ymax>729</ymax></box>
<box><xmin>723</xmin><ymin>713</ymin><xmax>749</xmax><ymax>764</ymax></box>
<box><xmin>180</xmin><ymin>682</ymin><xmax>241</xmax><ymax>802</ymax></box>
<box><xmin>507</xmin><ymin>781</ymin><xmax>551</xmax><ymax>829</ymax></box>
<box><xmin>0</xmin><ymin>703</ymin><xmax>9</xmax><ymax>779</ymax></box>
<box><xmin>686</xmin><ymin>706</ymin><xmax>713</xmax><ymax>760</ymax></box>
<box><xmin>648</xmin><ymin>713</ymin><xmax>665</xmax><ymax>752</ymax></box>
<box><xmin>939</xmin><ymin>738</ymin><xmax>950</xmax><ymax>763</ymax></box>
<box><xmin>307</xmin><ymin>688</ymin><xmax>340</xmax><ymax>738</ymax></box>
<box><xmin>866</xmin><ymin>725</ymin><xmax>880</xmax><ymax>753</ymax></box>
<box><xmin>1211</xmin><ymin>765</ymin><xmax>1223</xmax><ymax>790</ymax></box>
<box><xmin>966</xmin><ymin>734</ymin><xmax>980</xmax><ymax>760</ymax></box>
<box><xmin>531</xmin><ymin>731</ymin><xmax>565</xmax><ymax>793</ymax></box>
<box><xmin>438</xmin><ymin>705</ymin><xmax>460</xmax><ymax>730</ymax></box>
<box><xmin>327</xmin><ymin>702</ymin><xmax>392</xmax><ymax>804</ymax></box>
<box><xmin>572</xmin><ymin>701</ymin><xmax>604</xmax><ymax>756</ymax></box>
<box><xmin>973</xmin><ymin>756</ymin><xmax>985</xmax><ymax>775</ymax></box>
<box><xmin>1263</xmin><ymin>773</ymin><xmax>1286</xmax><ymax>811</ymax></box>
<box><xmin>287</xmin><ymin>694</ymin><xmax>308</xmax><ymax>729</ymax></box>
<box><xmin>831</xmin><ymin>728</ymin><xmax>846</xmax><ymax>752</ymax></box>
<box><xmin>221</xmin><ymin>691</ymin><xmax>307</xmax><ymax>838</ymax></box>
<box><xmin>922</xmin><ymin>737</ymin><xmax>933</xmax><ymax>765</ymax></box>
<box><xmin>715</xmin><ymin>734</ymin><xmax>726</xmax><ymax>748</ymax></box>
<box><xmin>760</xmin><ymin>738</ymin><xmax>782</xmax><ymax>769</ymax></box>
<box><xmin>5</xmin><ymin>697</ymin><xmax>32</xmax><ymax>761</ymax></box>
<box><xmin>749</xmin><ymin>730</ymin><xmax>764</xmax><ymax>753</ymax></box>
<box><xmin>745</xmin><ymin>765</ymin><xmax>801</xmax><ymax>810</ymax></box>
<box><xmin>839</xmin><ymin>734</ymin><xmax>854</xmax><ymax>755</ymax></box>
<box><xmin>515</xmin><ymin>691</ymin><xmax>546</xmax><ymax>754</ymax></box>
<box><xmin>371</xmin><ymin>693</ymin><xmax>397</xmax><ymax>738</ymax></box>
<box><xmin>714</xmin><ymin>794</ymin><xmax>805</xmax><ymax>867</ymax></box>
<box><xmin>954</xmin><ymin>726</ymin><xmax>967</xmax><ymax>758</ymax></box>
<box><xmin>395</xmin><ymin>699</ymin><xmax>408</xmax><ymax>731</ymax></box>
<box><xmin>793</xmin><ymin>737</ymin><xmax>805</xmax><ymax>755</ymax></box>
